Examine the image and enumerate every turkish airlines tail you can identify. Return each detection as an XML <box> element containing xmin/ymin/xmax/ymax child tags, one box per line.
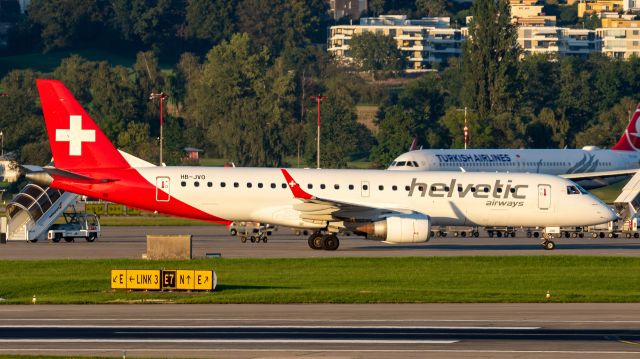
<box><xmin>36</xmin><ymin>79</ymin><xmax>130</xmax><ymax>170</ymax></box>
<box><xmin>612</xmin><ymin>103</ymin><xmax>640</xmax><ymax>151</ymax></box>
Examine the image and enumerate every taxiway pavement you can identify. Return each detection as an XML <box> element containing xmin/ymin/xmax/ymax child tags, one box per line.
<box><xmin>2</xmin><ymin>225</ymin><xmax>640</xmax><ymax>259</ymax></box>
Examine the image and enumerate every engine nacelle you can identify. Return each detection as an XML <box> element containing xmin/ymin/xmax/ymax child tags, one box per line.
<box><xmin>355</xmin><ymin>214</ymin><xmax>431</xmax><ymax>243</ymax></box>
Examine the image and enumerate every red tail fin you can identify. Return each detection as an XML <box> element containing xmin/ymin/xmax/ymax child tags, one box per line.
<box><xmin>612</xmin><ymin>103</ymin><xmax>640</xmax><ymax>151</ymax></box>
<box><xmin>36</xmin><ymin>79</ymin><xmax>130</xmax><ymax>170</ymax></box>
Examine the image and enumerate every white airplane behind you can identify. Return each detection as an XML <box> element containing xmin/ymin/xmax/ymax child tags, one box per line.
<box><xmin>30</xmin><ymin>80</ymin><xmax>616</xmax><ymax>251</ymax></box>
<box><xmin>389</xmin><ymin>105</ymin><xmax>640</xmax><ymax>189</ymax></box>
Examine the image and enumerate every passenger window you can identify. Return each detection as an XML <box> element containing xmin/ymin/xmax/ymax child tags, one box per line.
<box><xmin>470</xmin><ymin>187</ymin><xmax>476</xmax><ymax>192</ymax></box>
<box><xmin>194</xmin><ymin>181</ymin><xmax>200</xmax><ymax>187</ymax></box>
<box><xmin>510</xmin><ymin>188</ymin><xmax>516</xmax><ymax>193</ymax></box>
<box><xmin>258</xmin><ymin>183</ymin><xmax>263</xmax><ymax>188</ymax></box>
<box><xmin>497</xmin><ymin>188</ymin><xmax>502</xmax><ymax>193</ymax></box>
<box><xmin>349</xmin><ymin>184</ymin><xmax>354</xmax><ymax>190</ymax></box>
<box><xmin>234</xmin><ymin>182</ymin><xmax>239</xmax><ymax>188</ymax></box>
<box><xmin>181</xmin><ymin>181</ymin><xmax>186</xmax><ymax>187</ymax></box>
<box><xmin>483</xmin><ymin>187</ymin><xmax>489</xmax><ymax>193</ymax></box>
<box><xmin>220</xmin><ymin>182</ymin><xmax>226</xmax><ymax>188</ymax></box>
<box><xmin>418</xmin><ymin>186</ymin><xmax>423</xmax><ymax>192</ymax></box>
<box><xmin>321</xmin><ymin>184</ymin><xmax>326</xmax><ymax>189</ymax></box>
<box><xmin>282</xmin><ymin>183</ymin><xmax>287</xmax><ymax>189</ymax></box>
<box><xmin>271</xmin><ymin>183</ymin><xmax>276</xmax><ymax>189</ymax></box>
<box><xmin>334</xmin><ymin>184</ymin><xmax>340</xmax><ymax>190</ymax></box>
<box><xmin>363</xmin><ymin>184</ymin><xmax>369</xmax><ymax>190</ymax></box>
<box><xmin>247</xmin><ymin>182</ymin><xmax>252</xmax><ymax>188</ymax></box>
<box><xmin>379</xmin><ymin>185</ymin><xmax>384</xmax><ymax>191</ymax></box>
<box><xmin>207</xmin><ymin>182</ymin><xmax>212</xmax><ymax>187</ymax></box>
<box><xmin>307</xmin><ymin>184</ymin><xmax>313</xmax><ymax>189</ymax></box>
<box><xmin>405</xmin><ymin>186</ymin><xmax>410</xmax><ymax>191</ymax></box>
<box><xmin>392</xmin><ymin>185</ymin><xmax>397</xmax><ymax>191</ymax></box>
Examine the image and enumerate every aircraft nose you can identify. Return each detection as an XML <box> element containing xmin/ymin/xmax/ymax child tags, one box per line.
<box><xmin>595</xmin><ymin>202</ymin><xmax>618</xmax><ymax>222</ymax></box>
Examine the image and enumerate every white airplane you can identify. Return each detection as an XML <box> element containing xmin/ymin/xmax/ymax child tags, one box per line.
<box><xmin>29</xmin><ymin>79</ymin><xmax>616</xmax><ymax>251</ymax></box>
<box><xmin>389</xmin><ymin>106</ymin><xmax>640</xmax><ymax>189</ymax></box>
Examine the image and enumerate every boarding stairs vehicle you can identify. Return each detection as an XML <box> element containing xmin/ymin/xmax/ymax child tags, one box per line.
<box><xmin>6</xmin><ymin>183</ymin><xmax>78</xmax><ymax>242</ymax></box>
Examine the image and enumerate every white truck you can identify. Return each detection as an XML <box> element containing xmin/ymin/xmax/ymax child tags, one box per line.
<box><xmin>47</xmin><ymin>213</ymin><xmax>101</xmax><ymax>243</ymax></box>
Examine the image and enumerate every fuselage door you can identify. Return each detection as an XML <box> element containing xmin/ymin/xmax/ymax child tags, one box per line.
<box><xmin>361</xmin><ymin>181</ymin><xmax>370</xmax><ymax>197</ymax></box>
<box><xmin>156</xmin><ymin>176</ymin><xmax>170</xmax><ymax>202</ymax></box>
<box><xmin>538</xmin><ymin>184</ymin><xmax>551</xmax><ymax>210</ymax></box>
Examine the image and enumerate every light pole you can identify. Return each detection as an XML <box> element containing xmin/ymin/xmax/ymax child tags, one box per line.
<box><xmin>149</xmin><ymin>92</ymin><xmax>169</xmax><ymax>166</ymax></box>
<box><xmin>309</xmin><ymin>95</ymin><xmax>327</xmax><ymax>169</ymax></box>
<box><xmin>456</xmin><ymin>107</ymin><xmax>473</xmax><ymax>150</ymax></box>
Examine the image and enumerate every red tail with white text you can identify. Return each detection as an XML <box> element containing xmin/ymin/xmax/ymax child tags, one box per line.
<box><xmin>612</xmin><ymin>103</ymin><xmax>640</xmax><ymax>151</ymax></box>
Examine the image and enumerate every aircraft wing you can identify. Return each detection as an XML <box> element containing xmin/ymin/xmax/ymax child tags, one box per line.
<box><xmin>560</xmin><ymin>169</ymin><xmax>638</xmax><ymax>181</ymax></box>
<box><xmin>281</xmin><ymin>169</ymin><xmax>411</xmax><ymax>222</ymax></box>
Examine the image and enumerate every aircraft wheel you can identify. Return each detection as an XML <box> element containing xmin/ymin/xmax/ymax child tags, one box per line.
<box><xmin>578</xmin><ymin>233</ymin><xmax>584</xmax><ymax>238</ymax></box>
<box><xmin>250</xmin><ymin>236</ymin><xmax>256</xmax><ymax>243</ymax></box>
<box><xmin>86</xmin><ymin>234</ymin><xmax>96</xmax><ymax>243</ymax></box>
<box><xmin>52</xmin><ymin>234</ymin><xmax>61</xmax><ymax>243</ymax></box>
<box><xmin>571</xmin><ymin>232</ymin><xmax>577</xmax><ymax>238</ymax></box>
<box><xmin>533</xmin><ymin>232</ymin><xmax>540</xmax><ymax>238</ymax></box>
<box><xmin>564</xmin><ymin>231</ymin><xmax>570</xmax><ymax>238</ymax></box>
<box><xmin>473</xmin><ymin>231</ymin><xmax>479</xmax><ymax>237</ymax></box>
<box><xmin>599</xmin><ymin>232</ymin><xmax>605</xmax><ymax>238</ymax></box>
<box><xmin>543</xmin><ymin>240</ymin><xmax>556</xmax><ymax>250</ymax></box>
<box><xmin>230</xmin><ymin>229</ymin><xmax>237</xmax><ymax>236</ymax></box>
<box><xmin>453</xmin><ymin>231</ymin><xmax>459</xmax><ymax>237</ymax></box>
<box><xmin>461</xmin><ymin>231</ymin><xmax>467</xmax><ymax>238</ymax></box>
<box><xmin>441</xmin><ymin>232</ymin><xmax>447</xmax><ymax>237</ymax></box>
<box><xmin>322</xmin><ymin>234</ymin><xmax>340</xmax><ymax>251</ymax></box>
<box><xmin>64</xmin><ymin>237</ymin><xmax>74</xmax><ymax>243</ymax></box>
<box><xmin>488</xmin><ymin>231</ymin><xmax>494</xmax><ymax>238</ymax></box>
<box><xmin>635</xmin><ymin>233</ymin><xmax>639</xmax><ymax>239</ymax></box>
<box><xmin>526</xmin><ymin>231</ymin><xmax>532</xmax><ymax>238</ymax></box>
<box><xmin>308</xmin><ymin>232</ymin><xmax>324</xmax><ymax>250</ymax></box>
<box><xmin>613</xmin><ymin>233</ymin><xmax>619</xmax><ymax>238</ymax></box>
<box><xmin>28</xmin><ymin>238</ymin><xmax>37</xmax><ymax>243</ymax></box>
<box><xmin>627</xmin><ymin>233</ymin><xmax>632</xmax><ymax>238</ymax></box>
<box><xmin>510</xmin><ymin>232</ymin><xmax>516</xmax><ymax>238</ymax></box>
<box><xmin>496</xmin><ymin>231</ymin><xmax>502</xmax><ymax>238</ymax></box>
<box><xmin>240</xmin><ymin>236</ymin><xmax>247</xmax><ymax>243</ymax></box>
<box><xmin>262</xmin><ymin>236</ymin><xmax>268</xmax><ymax>243</ymax></box>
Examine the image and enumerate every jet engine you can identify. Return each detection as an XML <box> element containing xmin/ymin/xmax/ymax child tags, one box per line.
<box><xmin>355</xmin><ymin>214</ymin><xmax>431</xmax><ymax>243</ymax></box>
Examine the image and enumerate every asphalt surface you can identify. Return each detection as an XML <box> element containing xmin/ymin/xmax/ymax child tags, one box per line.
<box><xmin>2</xmin><ymin>304</ymin><xmax>640</xmax><ymax>358</ymax></box>
<box><xmin>2</xmin><ymin>225</ymin><xmax>640</xmax><ymax>259</ymax></box>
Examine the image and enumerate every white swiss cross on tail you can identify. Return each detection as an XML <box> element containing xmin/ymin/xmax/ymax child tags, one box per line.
<box><xmin>55</xmin><ymin>115</ymin><xmax>96</xmax><ymax>156</ymax></box>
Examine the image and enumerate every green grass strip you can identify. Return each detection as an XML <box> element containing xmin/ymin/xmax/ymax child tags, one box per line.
<box><xmin>0</xmin><ymin>256</ymin><xmax>638</xmax><ymax>304</ymax></box>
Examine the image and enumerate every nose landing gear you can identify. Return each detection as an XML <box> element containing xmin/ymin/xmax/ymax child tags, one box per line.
<box><xmin>307</xmin><ymin>232</ymin><xmax>340</xmax><ymax>251</ymax></box>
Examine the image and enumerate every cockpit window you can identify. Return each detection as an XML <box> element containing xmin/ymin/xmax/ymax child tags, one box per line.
<box><xmin>390</xmin><ymin>161</ymin><xmax>397</xmax><ymax>166</ymax></box>
<box><xmin>412</xmin><ymin>161</ymin><xmax>419</xmax><ymax>167</ymax></box>
<box><xmin>567</xmin><ymin>186</ymin><xmax>580</xmax><ymax>195</ymax></box>
<box><xmin>396</xmin><ymin>161</ymin><xmax>406</xmax><ymax>166</ymax></box>
<box><xmin>407</xmin><ymin>161</ymin><xmax>414</xmax><ymax>167</ymax></box>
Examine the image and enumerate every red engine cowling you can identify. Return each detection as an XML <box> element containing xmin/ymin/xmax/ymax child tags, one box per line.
<box><xmin>355</xmin><ymin>214</ymin><xmax>431</xmax><ymax>243</ymax></box>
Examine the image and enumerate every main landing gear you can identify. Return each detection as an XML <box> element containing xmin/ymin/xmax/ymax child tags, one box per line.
<box><xmin>542</xmin><ymin>233</ymin><xmax>556</xmax><ymax>250</ymax></box>
<box><xmin>308</xmin><ymin>231</ymin><xmax>340</xmax><ymax>251</ymax></box>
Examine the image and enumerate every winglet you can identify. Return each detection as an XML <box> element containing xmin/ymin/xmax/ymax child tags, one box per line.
<box><xmin>281</xmin><ymin>169</ymin><xmax>313</xmax><ymax>200</ymax></box>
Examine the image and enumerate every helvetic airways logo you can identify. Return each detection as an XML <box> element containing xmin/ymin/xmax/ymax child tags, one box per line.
<box><xmin>55</xmin><ymin>115</ymin><xmax>95</xmax><ymax>156</ymax></box>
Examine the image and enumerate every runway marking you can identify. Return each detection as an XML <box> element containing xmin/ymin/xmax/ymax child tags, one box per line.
<box><xmin>2</xmin><ymin>318</ymin><xmax>640</xmax><ymax>324</ymax></box>
<box><xmin>0</xmin><ymin>339</ymin><xmax>459</xmax><ymax>344</ymax></box>
<box><xmin>620</xmin><ymin>340</ymin><xmax>640</xmax><ymax>346</ymax></box>
<box><xmin>0</xmin><ymin>325</ymin><xmax>541</xmax><ymax>330</ymax></box>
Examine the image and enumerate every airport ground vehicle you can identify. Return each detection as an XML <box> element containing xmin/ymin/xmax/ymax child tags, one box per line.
<box><xmin>47</xmin><ymin>213</ymin><xmax>100</xmax><ymax>242</ymax></box>
<box><xmin>229</xmin><ymin>222</ymin><xmax>275</xmax><ymax>243</ymax></box>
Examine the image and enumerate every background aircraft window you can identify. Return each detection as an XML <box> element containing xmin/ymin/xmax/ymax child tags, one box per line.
<box><xmin>307</xmin><ymin>184</ymin><xmax>313</xmax><ymax>189</ymax></box>
<box><xmin>194</xmin><ymin>181</ymin><xmax>200</xmax><ymax>187</ymax></box>
<box><xmin>363</xmin><ymin>184</ymin><xmax>369</xmax><ymax>190</ymax></box>
<box><xmin>234</xmin><ymin>182</ymin><xmax>239</xmax><ymax>188</ymax></box>
<box><xmin>349</xmin><ymin>184</ymin><xmax>354</xmax><ymax>190</ymax></box>
<box><xmin>334</xmin><ymin>184</ymin><xmax>340</xmax><ymax>189</ymax></box>
<box><xmin>320</xmin><ymin>184</ymin><xmax>326</xmax><ymax>189</ymax></box>
<box><xmin>379</xmin><ymin>185</ymin><xmax>384</xmax><ymax>190</ymax></box>
<box><xmin>207</xmin><ymin>182</ymin><xmax>212</xmax><ymax>187</ymax></box>
<box><xmin>392</xmin><ymin>185</ymin><xmax>397</xmax><ymax>191</ymax></box>
<box><xmin>181</xmin><ymin>181</ymin><xmax>186</xmax><ymax>187</ymax></box>
<box><xmin>258</xmin><ymin>183</ymin><xmax>263</xmax><ymax>188</ymax></box>
<box><xmin>220</xmin><ymin>182</ymin><xmax>226</xmax><ymax>187</ymax></box>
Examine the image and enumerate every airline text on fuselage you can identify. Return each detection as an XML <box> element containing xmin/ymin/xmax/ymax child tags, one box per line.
<box><xmin>435</xmin><ymin>154</ymin><xmax>512</xmax><ymax>163</ymax></box>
